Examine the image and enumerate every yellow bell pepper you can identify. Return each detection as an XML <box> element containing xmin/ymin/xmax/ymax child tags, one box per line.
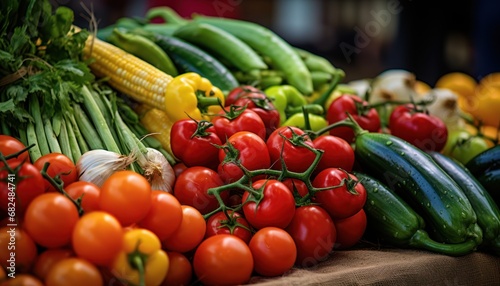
<box><xmin>111</xmin><ymin>228</ymin><xmax>169</xmax><ymax>286</ymax></box>
<box><xmin>164</xmin><ymin>72</ymin><xmax>225</xmax><ymax>122</ymax></box>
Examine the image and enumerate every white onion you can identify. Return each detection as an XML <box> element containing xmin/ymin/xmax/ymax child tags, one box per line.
<box><xmin>77</xmin><ymin>149</ymin><xmax>135</xmax><ymax>187</ymax></box>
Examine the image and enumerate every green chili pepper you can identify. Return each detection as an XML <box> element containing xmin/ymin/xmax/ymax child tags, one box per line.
<box><xmin>282</xmin><ymin>113</ymin><xmax>327</xmax><ymax>132</ymax></box>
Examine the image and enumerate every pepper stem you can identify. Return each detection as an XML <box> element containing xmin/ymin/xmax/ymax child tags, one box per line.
<box><xmin>131</xmin><ymin>255</ymin><xmax>146</xmax><ymax>286</ymax></box>
<box><xmin>196</xmin><ymin>90</ymin><xmax>222</xmax><ymax>111</ymax></box>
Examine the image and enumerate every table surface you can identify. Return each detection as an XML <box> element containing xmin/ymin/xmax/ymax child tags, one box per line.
<box><xmin>248</xmin><ymin>246</ymin><xmax>500</xmax><ymax>286</ymax></box>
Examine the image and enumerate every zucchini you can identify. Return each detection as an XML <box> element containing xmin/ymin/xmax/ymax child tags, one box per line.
<box><xmin>476</xmin><ymin>168</ymin><xmax>500</xmax><ymax>206</ymax></box>
<box><xmin>465</xmin><ymin>145</ymin><xmax>500</xmax><ymax>176</ymax></box>
<box><xmin>428</xmin><ymin>151</ymin><xmax>500</xmax><ymax>254</ymax></box>
<box><xmin>356</xmin><ymin>172</ymin><xmax>478</xmax><ymax>256</ymax></box>
<box><xmin>353</xmin><ymin>130</ymin><xmax>482</xmax><ymax>245</ymax></box>
<box><xmin>153</xmin><ymin>34</ymin><xmax>239</xmax><ymax>93</ymax></box>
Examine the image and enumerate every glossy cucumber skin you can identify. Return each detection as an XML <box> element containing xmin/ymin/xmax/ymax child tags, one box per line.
<box><xmin>465</xmin><ymin>145</ymin><xmax>500</xmax><ymax>176</ymax></box>
<box><xmin>154</xmin><ymin>35</ymin><xmax>239</xmax><ymax>93</ymax></box>
<box><xmin>428</xmin><ymin>151</ymin><xmax>500</xmax><ymax>249</ymax></box>
<box><xmin>477</xmin><ymin>168</ymin><xmax>500</xmax><ymax>206</ymax></box>
<box><xmin>356</xmin><ymin>172</ymin><xmax>425</xmax><ymax>246</ymax></box>
<box><xmin>354</xmin><ymin>132</ymin><xmax>482</xmax><ymax>245</ymax></box>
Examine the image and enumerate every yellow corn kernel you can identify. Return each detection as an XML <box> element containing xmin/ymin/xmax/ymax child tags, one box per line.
<box><xmin>139</xmin><ymin>106</ymin><xmax>175</xmax><ymax>156</ymax></box>
<box><xmin>83</xmin><ymin>34</ymin><xmax>173</xmax><ymax>109</ymax></box>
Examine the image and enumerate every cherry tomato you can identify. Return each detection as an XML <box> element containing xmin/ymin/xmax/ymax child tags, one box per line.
<box><xmin>172</xmin><ymin>162</ymin><xmax>187</xmax><ymax>178</ymax></box>
<box><xmin>193</xmin><ymin>234</ymin><xmax>253</xmax><ymax>285</ymax></box>
<box><xmin>33</xmin><ymin>153</ymin><xmax>77</xmax><ymax>192</ymax></box>
<box><xmin>24</xmin><ymin>193</ymin><xmax>79</xmax><ymax>248</ymax></box>
<box><xmin>267</xmin><ymin>126</ymin><xmax>316</xmax><ymax>173</ymax></box>
<box><xmin>249</xmin><ymin>227</ymin><xmax>296</xmax><ymax>277</ymax></box>
<box><xmin>138</xmin><ymin>191</ymin><xmax>183</xmax><ymax>241</ymax></box>
<box><xmin>211</xmin><ymin>106</ymin><xmax>267</xmax><ymax>143</ymax></box>
<box><xmin>45</xmin><ymin>257</ymin><xmax>103</xmax><ymax>286</ymax></box>
<box><xmin>0</xmin><ymin>226</ymin><xmax>37</xmax><ymax>273</ymax></box>
<box><xmin>173</xmin><ymin>166</ymin><xmax>229</xmax><ymax>215</ymax></box>
<box><xmin>282</xmin><ymin>178</ymin><xmax>309</xmax><ymax>198</ymax></box>
<box><xmin>313</xmin><ymin>135</ymin><xmax>355</xmax><ymax>173</ymax></box>
<box><xmin>0</xmin><ymin>160</ymin><xmax>44</xmax><ymax>216</ymax></box>
<box><xmin>100</xmin><ymin>170</ymin><xmax>151</xmax><ymax>226</ymax></box>
<box><xmin>218</xmin><ymin>131</ymin><xmax>270</xmax><ymax>184</ymax></box>
<box><xmin>327</xmin><ymin>94</ymin><xmax>381</xmax><ymax>143</ymax></box>
<box><xmin>163</xmin><ymin>205</ymin><xmax>206</xmax><ymax>253</ymax></box>
<box><xmin>170</xmin><ymin>119</ymin><xmax>222</xmax><ymax>170</ymax></box>
<box><xmin>0</xmin><ymin>135</ymin><xmax>30</xmax><ymax>163</ymax></box>
<box><xmin>334</xmin><ymin>209</ymin><xmax>367</xmax><ymax>250</ymax></box>
<box><xmin>205</xmin><ymin>211</ymin><xmax>252</xmax><ymax>244</ymax></box>
<box><xmin>72</xmin><ymin>211</ymin><xmax>123</xmax><ymax>267</ymax></box>
<box><xmin>242</xmin><ymin>179</ymin><xmax>296</xmax><ymax>230</ymax></box>
<box><xmin>64</xmin><ymin>181</ymin><xmax>100</xmax><ymax>213</ymax></box>
<box><xmin>389</xmin><ymin>104</ymin><xmax>448</xmax><ymax>152</ymax></box>
<box><xmin>442</xmin><ymin>130</ymin><xmax>490</xmax><ymax>164</ymax></box>
<box><xmin>33</xmin><ymin>248</ymin><xmax>74</xmax><ymax>281</ymax></box>
<box><xmin>286</xmin><ymin>205</ymin><xmax>337</xmax><ymax>267</ymax></box>
<box><xmin>0</xmin><ymin>274</ymin><xmax>43</xmax><ymax>286</ymax></box>
<box><xmin>313</xmin><ymin>168</ymin><xmax>367</xmax><ymax>219</ymax></box>
<box><xmin>225</xmin><ymin>85</ymin><xmax>263</xmax><ymax>106</ymax></box>
<box><xmin>161</xmin><ymin>252</ymin><xmax>192</xmax><ymax>286</ymax></box>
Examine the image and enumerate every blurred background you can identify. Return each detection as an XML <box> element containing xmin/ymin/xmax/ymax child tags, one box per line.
<box><xmin>65</xmin><ymin>0</ymin><xmax>500</xmax><ymax>86</ymax></box>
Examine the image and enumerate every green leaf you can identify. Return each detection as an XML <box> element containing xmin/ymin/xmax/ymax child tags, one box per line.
<box><xmin>0</xmin><ymin>98</ymin><xmax>15</xmax><ymax>112</ymax></box>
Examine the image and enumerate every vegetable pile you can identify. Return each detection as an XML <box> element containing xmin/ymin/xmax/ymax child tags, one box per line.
<box><xmin>1</xmin><ymin>1</ymin><xmax>500</xmax><ymax>285</ymax></box>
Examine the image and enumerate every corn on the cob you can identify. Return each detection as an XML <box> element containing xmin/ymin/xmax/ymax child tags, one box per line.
<box><xmin>83</xmin><ymin>34</ymin><xmax>173</xmax><ymax>110</ymax></box>
<box><xmin>138</xmin><ymin>106</ymin><xmax>175</xmax><ymax>157</ymax></box>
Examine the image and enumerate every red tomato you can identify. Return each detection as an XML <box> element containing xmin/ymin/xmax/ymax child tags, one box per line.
<box><xmin>99</xmin><ymin>170</ymin><xmax>152</xmax><ymax>226</ymax></box>
<box><xmin>193</xmin><ymin>234</ymin><xmax>253</xmax><ymax>285</ymax></box>
<box><xmin>211</xmin><ymin>106</ymin><xmax>267</xmax><ymax>143</ymax></box>
<box><xmin>313</xmin><ymin>135</ymin><xmax>355</xmax><ymax>173</ymax></box>
<box><xmin>0</xmin><ymin>226</ymin><xmax>37</xmax><ymax>273</ymax></box>
<box><xmin>163</xmin><ymin>205</ymin><xmax>206</xmax><ymax>253</ymax></box>
<box><xmin>172</xmin><ymin>162</ymin><xmax>187</xmax><ymax>178</ymax></box>
<box><xmin>170</xmin><ymin>119</ymin><xmax>222</xmax><ymax>170</ymax></box>
<box><xmin>45</xmin><ymin>257</ymin><xmax>103</xmax><ymax>286</ymax></box>
<box><xmin>173</xmin><ymin>166</ymin><xmax>229</xmax><ymax>215</ymax></box>
<box><xmin>334</xmin><ymin>209</ymin><xmax>367</xmax><ymax>250</ymax></box>
<box><xmin>24</xmin><ymin>193</ymin><xmax>79</xmax><ymax>248</ymax></box>
<box><xmin>0</xmin><ymin>274</ymin><xmax>43</xmax><ymax>286</ymax></box>
<box><xmin>242</xmin><ymin>179</ymin><xmax>296</xmax><ymax>230</ymax></box>
<box><xmin>249</xmin><ymin>227</ymin><xmax>296</xmax><ymax>277</ymax></box>
<box><xmin>33</xmin><ymin>248</ymin><xmax>74</xmax><ymax>281</ymax></box>
<box><xmin>138</xmin><ymin>191</ymin><xmax>183</xmax><ymax>241</ymax></box>
<box><xmin>161</xmin><ymin>252</ymin><xmax>192</xmax><ymax>286</ymax></box>
<box><xmin>389</xmin><ymin>104</ymin><xmax>448</xmax><ymax>152</ymax></box>
<box><xmin>0</xmin><ymin>160</ymin><xmax>44</xmax><ymax>216</ymax></box>
<box><xmin>64</xmin><ymin>181</ymin><xmax>100</xmax><ymax>213</ymax></box>
<box><xmin>227</xmin><ymin>86</ymin><xmax>280</xmax><ymax>138</ymax></box>
<box><xmin>282</xmin><ymin>178</ymin><xmax>309</xmax><ymax>198</ymax></box>
<box><xmin>327</xmin><ymin>94</ymin><xmax>381</xmax><ymax>143</ymax></box>
<box><xmin>205</xmin><ymin>211</ymin><xmax>252</xmax><ymax>244</ymax></box>
<box><xmin>33</xmin><ymin>153</ymin><xmax>77</xmax><ymax>192</ymax></box>
<box><xmin>218</xmin><ymin>131</ymin><xmax>270</xmax><ymax>184</ymax></box>
<box><xmin>72</xmin><ymin>211</ymin><xmax>123</xmax><ymax>267</ymax></box>
<box><xmin>266</xmin><ymin>126</ymin><xmax>316</xmax><ymax>173</ymax></box>
<box><xmin>313</xmin><ymin>168</ymin><xmax>367</xmax><ymax>219</ymax></box>
<box><xmin>0</xmin><ymin>135</ymin><xmax>30</xmax><ymax>163</ymax></box>
<box><xmin>285</xmin><ymin>205</ymin><xmax>337</xmax><ymax>267</ymax></box>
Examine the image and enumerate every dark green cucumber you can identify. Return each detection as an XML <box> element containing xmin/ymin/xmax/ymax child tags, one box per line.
<box><xmin>355</xmin><ymin>172</ymin><xmax>478</xmax><ymax>256</ymax></box>
<box><xmin>153</xmin><ymin>35</ymin><xmax>239</xmax><ymax>93</ymax></box>
<box><xmin>428</xmin><ymin>151</ymin><xmax>500</xmax><ymax>253</ymax></box>
<box><xmin>465</xmin><ymin>145</ymin><xmax>500</xmax><ymax>176</ymax></box>
<box><xmin>173</xmin><ymin>22</ymin><xmax>267</xmax><ymax>72</ymax></box>
<box><xmin>476</xmin><ymin>168</ymin><xmax>500</xmax><ymax>206</ymax></box>
<box><xmin>354</xmin><ymin>131</ymin><xmax>482</xmax><ymax>245</ymax></box>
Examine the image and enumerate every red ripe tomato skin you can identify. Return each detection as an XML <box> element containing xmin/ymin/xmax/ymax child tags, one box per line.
<box><xmin>0</xmin><ymin>160</ymin><xmax>45</xmax><ymax>216</ymax></box>
<box><xmin>266</xmin><ymin>126</ymin><xmax>316</xmax><ymax>173</ymax></box>
<box><xmin>285</xmin><ymin>205</ymin><xmax>337</xmax><ymax>267</ymax></box>
<box><xmin>217</xmin><ymin>131</ymin><xmax>270</xmax><ymax>184</ymax></box>
<box><xmin>334</xmin><ymin>209</ymin><xmax>367</xmax><ymax>250</ymax></box>
<box><xmin>211</xmin><ymin>107</ymin><xmax>267</xmax><ymax>143</ymax></box>
<box><xmin>327</xmin><ymin>94</ymin><xmax>381</xmax><ymax>143</ymax></box>
<box><xmin>205</xmin><ymin>211</ymin><xmax>252</xmax><ymax>244</ymax></box>
<box><xmin>282</xmin><ymin>178</ymin><xmax>309</xmax><ymax>198</ymax></box>
<box><xmin>33</xmin><ymin>153</ymin><xmax>77</xmax><ymax>192</ymax></box>
<box><xmin>170</xmin><ymin>119</ymin><xmax>222</xmax><ymax>170</ymax></box>
<box><xmin>242</xmin><ymin>179</ymin><xmax>296</xmax><ymax>230</ymax></box>
<box><xmin>313</xmin><ymin>135</ymin><xmax>355</xmax><ymax>174</ymax></box>
<box><xmin>173</xmin><ymin>166</ymin><xmax>229</xmax><ymax>215</ymax></box>
<box><xmin>225</xmin><ymin>85</ymin><xmax>263</xmax><ymax>106</ymax></box>
<box><xmin>313</xmin><ymin>168</ymin><xmax>367</xmax><ymax>219</ymax></box>
<box><xmin>389</xmin><ymin>104</ymin><xmax>448</xmax><ymax>152</ymax></box>
<box><xmin>0</xmin><ymin>135</ymin><xmax>30</xmax><ymax>163</ymax></box>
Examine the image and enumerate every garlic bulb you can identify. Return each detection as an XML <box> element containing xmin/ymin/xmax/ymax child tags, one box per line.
<box><xmin>141</xmin><ymin>148</ymin><xmax>175</xmax><ymax>193</ymax></box>
<box><xmin>369</xmin><ymin>69</ymin><xmax>419</xmax><ymax>104</ymax></box>
<box><xmin>77</xmin><ymin>149</ymin><xmax>135</xmax><ymax>187</ymax></box>
<box><xmin>420</xmin><ymin>88</ymin><xmax>466</xmax><ymax>131</ymax></box>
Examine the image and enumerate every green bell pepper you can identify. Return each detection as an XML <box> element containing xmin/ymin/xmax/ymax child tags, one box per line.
<box><xmin>282</xmin><ymin>112</ymin><xmax>328</xmax><ymax>132</ymax></box>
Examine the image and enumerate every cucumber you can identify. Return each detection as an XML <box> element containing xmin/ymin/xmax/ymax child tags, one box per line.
<box><xmin>356</xmin><ymin>172</ymin><xmax>479</xmax><ymax>256</ymax></box>
<box><xmin>353</xmin><ymin>130</ymin><xmax>482</xmax><ymax>245</ymax></box>
<box><xmin>465</xmin><ymin>145</ymin><xmax>500</xmax><ymax>176</ymax></box>
<box><xmin>428</xmin><ymin>151</ymin><xmax>500</xmax><ymax>254</ymax></box>
<box><xmin>153</xmin><ymin>35</ymin><xmax>239</xmax><ymax>93</ymax></box>
<box><xmin>476</xmin><ymin>168</ymin><xmax>500</xmax><ymax>206</ymax></box>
